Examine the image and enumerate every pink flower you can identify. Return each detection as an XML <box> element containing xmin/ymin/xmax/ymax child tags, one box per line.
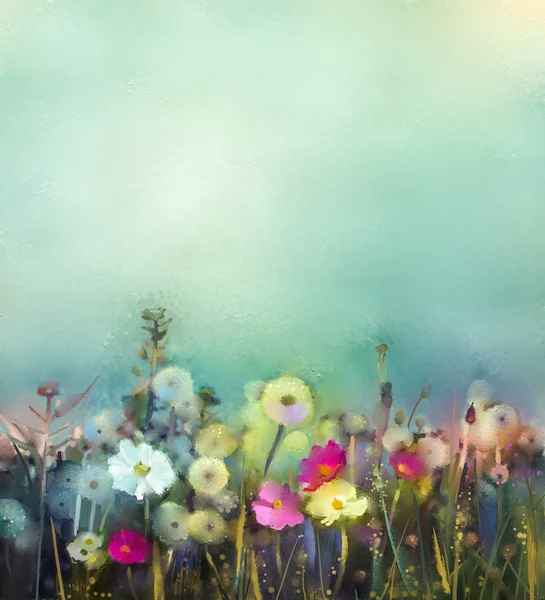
<box><xmin>108</xmin><ymin>530</ymin><xmax>151</xmax><ymax>564</ymax></box>
<box><xmin>389</xmin><ymin>450</ymin><xmax>427</xmax><ymax>482</ymax></box>
<box><xmin>298</xmin><ymin>440</ymin><xmax>347</xmax><ymax>492</ymax></box>
<box><xmin>252</xmin><ymin>482</ymin><xmax>304</xmax><ymax>530</ymax></box>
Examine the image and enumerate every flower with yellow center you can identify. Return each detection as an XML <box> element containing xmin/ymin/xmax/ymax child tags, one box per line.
<box><xmin>108</xmin><ymin>439</ymin><xmax>175</xmax><ymax>500</ymax></box>
<box><xmin>195</xmin><ymin>423</ymin><xmax>238</xmax><ymax>459</ymax></box>
<box><xmin>305</xmin><ymin>479</ymin><xmax>368</xmax><ymax>527</ymax></box>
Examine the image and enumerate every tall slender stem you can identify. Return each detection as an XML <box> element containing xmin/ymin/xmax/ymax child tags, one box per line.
<box><xmin>332</xmin><ymin>522</ymin><xmax>348</xmax><ymax>599</ymax></box>
<box><xmin>264</xmin><ymin>425</ymin><xmax>285</xmax><ymax>478</ymax></box>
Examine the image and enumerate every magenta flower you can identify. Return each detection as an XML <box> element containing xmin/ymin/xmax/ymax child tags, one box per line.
<box><xmin>389</xmin><ymin>450</ymin><xmax>427</xmax><ymax>482</ymax></box>
<box><xmin>252</xmin><ymin>482</ymin><xmax>304</xmax><ymax>530</ymax></box>
<box><xmin>108</xmin><ymin>530</ymin><xmax>151</xmax><ymax>564</ymax></box>
<box><xmin>298</xmin><ymin>440</ymin><xmax>347</xmax><ymax>492</ymax></box>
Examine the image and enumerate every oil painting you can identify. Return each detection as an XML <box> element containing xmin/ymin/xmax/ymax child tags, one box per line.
<box><xmin>1</xmin><ymin>1</ymin><xmax>545</xmax><ymax>599</ymax></box>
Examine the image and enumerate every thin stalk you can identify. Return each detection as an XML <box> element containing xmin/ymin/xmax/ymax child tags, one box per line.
<box><xmin>264</xmin><ymin>424</ymin><xmax>285</xmax><ymax>478</ymax></box>
<box><xmin>127</xmin><ymin>566</ymin><xmax>140</xmax><ymax>600</ymax></box>
<box><xmin>4</xmin><ymin>539</ymin><xmax>11</xmax><ymax>577</ymax></box>
<box><xmin>332</xmin><ymin>522</ymin><xmax>348</xmax><ymax>599</ymax></box>
<box><xmin>407</xmin><ymin>393</ymin><xmax>424</xmax><ymax>429</ymax></box>
<box><xmin>144</xmin><ymin>496</ymin><xmax>150</xmax><ymax>537</ymax></box>
<box><xmin>99</xmin><ymin>495</ymin><xmax>114</xmax><ymax>533</ymax></box>
<box><xmin>275</xmin><ymin>537</ymin><xmax>300</xmax><ymax>600</ymax></box>
<box><xmin>50</xmin><ymin>518</ymin><xmax>66</xmax><ymax>600</ymax></box>
<box><xmin>275</xmin><ymin>531</ymin><xmax>283</xmax><ymax>574</ymax></box>
<box><xmin>316</xmin><ymin>527</ymin><xmax>327</xmax><ymax>600</ymax></box>
<box><xmin>388</xmin><ymin>480</ymin><xmax>404</xmax><ymax>526</ymax></box>
<box><xmin>205</xmin><ymin>547</ymin><xmax>230</xmax><ymax>600</ymax></box>
<box><xmin>35</xmin><ymin>395</ymin><xmax>51</xmax><ymax>600</ymax></box>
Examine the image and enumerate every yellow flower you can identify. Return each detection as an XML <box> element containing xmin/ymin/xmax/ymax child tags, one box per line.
<box><xmin>305</xmin><ymin>479</ymin><xmax>368</xmax><ymax>526</ymax></box>
<box><xmin>195</xmin><ymin>424</ymin><xmax>238</xmax><ymax>459</ymax></box>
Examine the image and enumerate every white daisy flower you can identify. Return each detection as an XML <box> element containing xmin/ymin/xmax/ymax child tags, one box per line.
<box><xmin>76</xmin><ymin>465</ymin><xmax>113</xmax><ymax>504</ymax></box>
<box><xmin>67</xmin><ymin>531</ymin><xmax>103</xmax><ymax>562</ymax></box>
<box><xmin>305</xmin><ymin>479</ymin><xmax>368</xmax><ymax>527</ymax></box>
<box><xmin>195</xmin><ymin>424</ymin><xmax>238</xmax><ymax>459</ymax></box>
<box><xmin>108</xmin><ymin>439</ymin><xmax>175</xmax><ymax>500</ymax></box>
<box><xmin>188</xmin><ymin>458</ymin><xmax>229</xmax><ymax>496</ymax></box>
<box><xmin>152</xmin><ymin>502</ymin><xmax>190</xmax><ymax>545</ymax></box>
<box><xmin>188</xmin><ymin>510</ymin><xmax>226</xmax><ymax>544</ymax></box>
<box><xmin>382</xmin><ymin>427</ymin><xmax>414</xmax><ymax>452</ymax></box>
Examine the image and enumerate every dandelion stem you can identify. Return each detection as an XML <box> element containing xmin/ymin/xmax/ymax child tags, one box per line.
<box><xmin>332</xmin><ymin>522</ymin><xmax>348</xmax><ymax>599</ymax></box>
<box><xmin>275</xmin><ymin>537</ymin><xmax>300</xmax><ymax>600</ymax></box>
<box><xmin>316</xmin><ymin>526</ymin><xmax>327</xmax><ymax>600</ymax></box>
<box><xmin>275</xmin><ymin>531</ymin><xmax>283</xmax><ymax>575</ymax></box>
<box><xmin>99</xmin><ymin>495</ymin><xmax>114</xmax><ymax>533</ymax></box>
<box><xmin>264</xmin><ymin>424</ymin><xmax>285</xmax><ymax>478</ymax></box>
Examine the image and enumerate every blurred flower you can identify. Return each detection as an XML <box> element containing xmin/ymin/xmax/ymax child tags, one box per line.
<box><xmin>415</xmin><ymin>416</ymin><xmax>427</xmax><ymax>429</ymax></box>
<box><xmin>299</xmin><ymin>440</ymin><xmax>346</xmax><ymax>492</ymax></box>
<box><xmin>188</xmin><ymin>510</ymin><xmax>226</xmax><ymax>544</ymax></box>
<box><xmin>108</xmin><ymin>439</ymin><xmax>175</xmax><ymax>500</ymax></box>
<box><xmin>67</xmin><ymin>532</ymin><xmax>103</xmax><ymax>562</ymax></box>
<box><xmin>389</xmin><ymin>450</ymin><xmax>427</xmax><ymax>482</ymax></box>
<box><xmin>188</xmin><ymin>458</ymin><xmax>229</xmax><ymax>496</ymax></box>
<box><xmin>244</xmin><ymin>381</ymin><xmax>266</xmax><ymax>402</ymax></box>
<box><xmin>0</xmin><ymin>435</ymin><xmax>16</xmax><ymax>470</ymax></box>
<box><xmin>382</xmin><ymin>427</ymin><xmax>413</xmax><ymax>452</ymax></box>
<box><xmin>76</xmin><ymin>465</ymin><xmax>113</xmax><ymax>504</ymax></box>
<box><xmin>159</xmin><ymin>435</ymin><xmax>194</xmax><ymax>470</ymax></box>
<box><xmin>37</xmin><ymin>380</ymin><xmax>60</xmax><ymax>397</ymax></box>
<box><xmin>152</xmin><ymin>502</ymin><xmax>189</xmax><ymax>545</ymax></box>
<box><xmin>86</xmin><ymin>549</ymin><xmax>107</xmax><ymax>570</ymax></box>
<box><xmin>313</xmin><ymin>417</ymin><xmax>342</xmax><ymax>445</ymax></box>
<box><xmin>490</xmin><ymin>463</ymin><xmax>509</xmax><ymax>485</ymax></box>
<box><xmin>517</xmin><ymin>426</ymin><xmax>544</xmax><ymax>457</ymax></box>
<box><xmin>83</xmin><ymin>409</ymin><xmax>122</xmax><ymax>448</ymax></box>
<box><xmin>195</xmin><ymin>424</ymin><xmax>238</xmax><ymax>459</ymax></box>
<box><xmin>45</xmin><ymin>487</ymin><xmax>72</xmax><ymax>519</ymax></box>
<box><xmin>404</xmin><ymin>533</ymin><xmax>419</xmax><ymax>549</ymax></box>
<box><xmin>0</xmin><ymin>499</ymin><xmax>28</xmax><ymax>539</ymax></box>
<box><xmin>109</xmin><ymin>530</ymin><xmax>151</xmax><ymax>564</ymax></box>
<box><xmin>341</xmin><ymin>413</ymin><xmax>370</xmax><ymax>436</ymax></box>
<box><xmin>51</xmin><ymin>461</ymin><xmax>81</xmax><ymax>490</ymax></box>
<box><xmin>153</xmin><ymin>367</ymin><xmax>194</xmax><ymax>405</ymax></box>
<box><xmin>213</xmin><ymin>490</ymin><xmax>239</xmax><ymax>518</ymax></box>
<box><xmin>283</xmin><ymin>431</ymin><xmax>310</xmax><ymax>456</ymax></box>
<box><xmin>252</xmin><ymin>482</ymin><xmax>304</xmax><ymax>531</ymax></box>
<box><xmin>305</xmin><ymin>479</ymin><xmax>368</xmax><ymax>526</ymax></box>
<box><xmin>416</xmin><ymin>436</ymin><xmax>449</xmax><ymax>470</ymax></box>
<box><xmin>261</xmin><ymin>376</ymin><xmax>313</xmax><ymax>426</ymax></box>
<box><xmin>463</xmin><ymin>531</ymin><xmax>479</xmax><ymax>547</ymax></box>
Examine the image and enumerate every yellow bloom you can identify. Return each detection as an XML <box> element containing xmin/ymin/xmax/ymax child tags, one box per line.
<box><xmin>195</xmin><ymin>424</ymin><xmax>238</xmax><ymax>459</ymax></box>
<box><xmin>305</xmin><ymin>479</ymin><xmax>368</xmax><ymax>527</ymax></box>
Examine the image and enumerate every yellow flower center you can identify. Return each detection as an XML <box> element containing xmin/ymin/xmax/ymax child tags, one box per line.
<box><xmin>332</xmin><ymin>499</ymin><xmax>344</xmax><ymax>510</ymax></box>
<box><xmin>273</xmin><ymin>499</ymin><xmax>283</xmax><ymax>510</ymax></box>
<box><xmin>280</xmin><ymin>394</ymin><xmax>297</xmax><ymax>406</ymax></box>
<box><xmin>398</xmin><ymin>464</ymin><xmax>406</xmax><ymax>473</ymax></box>
<box><xmin>133</xmin><ymin>462</ymin><xmax>151</xmax><ymax>477</ymax></box>
<box><xmin>89</xmin><ymin>556</ymin><xmax>97</xmax><ymax>563</ymax></box>
<box><xmin>319</xmin><ymin>464</ymin><xmax>331</xmax><ymax>478</ymax></box>
<box><xmin>121</xmin><ymin>545</ymin><xmax>131</xmax><ymax>554</ymax></box>
<box><xmin>85</xmin><ymin>538</ymin><xmax>94</xmax><ymax>546</ymax></box>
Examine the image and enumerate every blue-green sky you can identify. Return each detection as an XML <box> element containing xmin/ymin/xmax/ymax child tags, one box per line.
<box><xmin>1</xmin><ymin>0</ymin><xmax>545</xmax><ymax>426</ymax></box>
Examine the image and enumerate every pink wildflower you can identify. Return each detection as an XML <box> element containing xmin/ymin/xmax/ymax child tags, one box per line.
<box><xmin>389</xmin><ymin>450</ymin><xmax>427</xmax><ymax>482</ymax></box>
<box><xmin>298</xmin><ymin>440</ymin><xmax>347</xmax><ymax>492</ymax></box>
<box><xmin>108</xmin><ymin>530</ymin><xmax>151</xmax><ymax>564</ymax></box>
<box><xmin>252</xmin><ymin>482</ymin><xmax>304</xmax><ymax>530</ymax></box>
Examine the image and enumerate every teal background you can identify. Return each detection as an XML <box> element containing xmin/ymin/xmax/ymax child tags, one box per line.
<box><xmin>1</xmin><ymin>0</ymin><xmax>545</xmax><ymax>425</ymax></box>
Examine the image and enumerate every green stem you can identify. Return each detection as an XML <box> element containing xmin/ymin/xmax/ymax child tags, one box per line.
<box><xmin>127</xmin><ymin>566</ymin><xmax>140</xmax><ymax>600</ymax></box>
<box><xmin>143</xmin><ymin>496</ymin><xmax>149</xmax><ymax>537</ymax></box>
<box><xmin>407</xmin><ymin>395</ymin><xmax>424</xmax><ymax>429</ymax></box>
<box><xmin>99</xmin><ymin>495</ymin><xmax>114</xmax><ymax>533</ymax></box>
<box><xmin>263</xmin><ymin>424</ymin><xmax>285</xmax><ymax>478</ymax></box>
<box><xmin>275</xmin><ymin>537</ymin><xmax>300</xmax><ymax>600</ymax></box>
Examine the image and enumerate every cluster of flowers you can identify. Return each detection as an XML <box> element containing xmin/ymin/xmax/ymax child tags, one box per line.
<box><xmin>1</xmin><ymin>351</ymin><xmax>544</xmax><ymax>599</ymax></box>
